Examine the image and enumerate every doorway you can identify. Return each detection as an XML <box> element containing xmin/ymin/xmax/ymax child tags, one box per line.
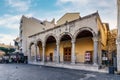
<box><xmin>64</xmin><ymin>47</ymin><xmax>71</xmax><ymax>62</ymax></box>
<box><xmin>49</xmin><ymin>53</ymin><xmax>53</xmax><ymax>61</ymax></box>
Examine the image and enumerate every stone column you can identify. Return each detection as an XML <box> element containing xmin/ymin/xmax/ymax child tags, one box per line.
<box><xmin>37</xmin><ymin>46</ymin><xmax>40</xmax><ymax>61</ymax></box>
<box><xmin>28</xmin><ymin>47</ymin><xmax>31</xmax><ymax>62</ymax></box>
<box><xmin>35</xmin><ymin>43</ymin><xmax>37</xmax><ymax>62</ymax></box>
<box><xmin>42</xmin><ymin>43</ymin><xmax>45</xmax><ymax>64</ymax></box>
<box><xmin>56</xmin><ymin>41</ymin><xmax>60</xmax><ymax>63</ymax></box>
<box><xmin>71</xmin><ymin>40</ymin><xmax>75</xmax><ymax>64</ymax></box>
<box><xmin>93</xmin><ymin>37</ymin><xmax>98</xmax><ymax>66</ymax></box>
<box><xmin>98</xmin><ymin>39</ymin><xmax>102</xmax><ymax>68</ymax></box>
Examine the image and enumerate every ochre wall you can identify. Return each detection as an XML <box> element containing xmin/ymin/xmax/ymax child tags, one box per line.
<box><xmin>44</xmin><ymin>37</ymin><xmax>93</xmax><ymax>63</ymax></box>
<box><xmin>75</xmin><ymin>37</ymin><xmax>93</xmax><ymax>63</ymax></box>
<box><xmin>45</xmin><ymin>41</ymin><xmax>72</xmax><ymax>62</ymax></box>
<box><xmin>46</xmin><ymin>43</ymin><xmax>56</xmax><ymax>57</ymax></box>
<box><xmin>97</xmin><ymin>18</ymin><xmax>108</xmax><ymax>50</ymax></box>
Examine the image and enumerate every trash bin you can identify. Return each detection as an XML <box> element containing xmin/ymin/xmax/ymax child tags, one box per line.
<box><xmin>109</xmin><ymin>66</ymin><xmax>114</xmax><ymax>74</ymax></box>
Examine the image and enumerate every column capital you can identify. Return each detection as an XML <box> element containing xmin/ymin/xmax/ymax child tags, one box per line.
<box><xmin>56</xmin><ymin>40</ymin><xmax>60</xmax><ymax>46</ymax></box>
<box><xmin>71</xmin><ymin>38</ymin><xmax>75</xmax><ymax>43</ymax></box>
<box><xmin>42</xmin><ymin>43</ymin><xmax>45</xmax><ymax>47</ymax></box>
<box><xmin>92</xmin><ymin>37</ymin><xmax>98</xmax><ymax>42</ymax></box>
<box><xmin>34</xmin><ymin>41</ymin><xmax>37</xmax><ymax>46</ymax></box>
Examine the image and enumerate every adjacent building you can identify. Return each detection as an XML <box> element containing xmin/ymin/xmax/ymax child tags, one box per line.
<box><xmin>0</xmin><ymin>43</ymin><xmax>14</xmax><ymax>49</ymax></box>
<box><xmin>20</xmin><ymin>12</ymin><xmax>109</xmax><ymax>69</ymax></box>
<box><xmin>19</xmin><ymin>16</ymin><xmax>55</xmax><ymax>56</ymax></box>
<box><xmin>14</xmin><ymin>37</ymin><xmax>20</xmax><ymax>53</ymax></box>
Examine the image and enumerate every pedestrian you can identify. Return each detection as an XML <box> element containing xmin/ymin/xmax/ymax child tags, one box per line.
<box><xmin>102</xmin><ymin>55</ymin><xmax>106</xmax><ymax>65</ymax></box>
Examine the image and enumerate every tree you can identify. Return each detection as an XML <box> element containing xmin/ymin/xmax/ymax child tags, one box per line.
<box><xmin>0</xmin><ymin>47</ymin><xmax>9</xmax><ymax>54</ymax></box>
<box><xmin>8</xmin><ymin>48</ymin><xmax>15</xmax><ymax>53</ymax></box>
<box><xmin>107</xmin><ymin>29</ymin><xmax>117</xmax><ymax>53</ymax></box>
<box><xmin>0</xmin><ymin>47</ymin><xmax>15</xmax><ymax>55</ymax></box>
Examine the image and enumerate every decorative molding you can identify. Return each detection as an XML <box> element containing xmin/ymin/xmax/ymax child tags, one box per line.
<box><xmin>59</xmin><ymin>29</ymin><xmax>61</xmax><ymax>33</ymax></box>
<box><xmin>69</xmin><ymin>23</ymin><xmax>75</xmax><ymax>32</ymax></box>
<box><xmin>65</xmin><ymin>25</ymin><xmax>68</xmax><ymax>31</ymax></box>
<box><xmin>54</xmin><ymin>29</ymin><xmax>56</xmax><ymax>34</ymax></box>
<box><xmin>69</xmin><ymin>22</ymin><xmax>75</xmax><ymax>28</ymax></box>
<box><xmin>44</xmin><ymin>33</ymin><xmax>57</xmax><ymax>43</ymax></box>
<box><xmin>59</xmin><ymin>32</ymin><xmax>73</xmax><ymax>42</ymax></box>
<box><xmin>29</xmin><ymin>12</ymin><xmax>98</xmax><ymax>38</ymax></box>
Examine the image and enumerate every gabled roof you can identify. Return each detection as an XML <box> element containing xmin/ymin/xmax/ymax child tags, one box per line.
<box><xmin>57</xmin><ymin>13</ymin><xmax>80</xmax><ymax>26</ymax></box>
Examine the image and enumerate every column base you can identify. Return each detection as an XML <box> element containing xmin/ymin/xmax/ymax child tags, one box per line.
<box><xmin>93</xmin><ymin>63</ymin><xmax>98</xmax><ymax>66</ymax></box>
<box><xmin>42</xmin><ymin>61</ymin><xmax>45</xmax><ymax>65</ymax></box>
<box><xmin>56</xmin><ymin>61</ymin><xmax>60</xmax><ymax>64</ymax></box>
<box><xmin>71</xmin><ymin>62</ymin><xmax>75</xmax><ymax>64</ymax></box>
<box><xmin>56</xmin><ymin>56</ymin><xmax>60</xmax><ymax>64</ymax></box>
<box><xmin>34</xmin><ymin>59</ymin><xmax>37</xmax><ymax>62</ymax></box>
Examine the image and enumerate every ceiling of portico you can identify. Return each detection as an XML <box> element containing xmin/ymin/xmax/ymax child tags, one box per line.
<box><xmin>46</xmin><ymin>36</ymin><xmax>56</xmax><ymax>43</ymax></box>
<box><xmin>76</xmin><ymin>30</ymin><xmax>93</xmax><ymax>39</ymax></box>
<box><xmin>61</xmin><ymin>35</ymin><xmax>71</xmax><ymax>41</ymax></box>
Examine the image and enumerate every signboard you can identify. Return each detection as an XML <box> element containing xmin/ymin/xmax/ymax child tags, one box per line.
<box><xmin>85</xmin><ymin>52</ymin><xmax>91</xmax><ymax>62</ymax></box>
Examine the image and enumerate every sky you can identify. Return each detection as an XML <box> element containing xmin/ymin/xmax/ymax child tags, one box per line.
<box><xmin>0</xmin><ymin>0</ymin><xmax>117</xmax><ymax>45</ymax></box>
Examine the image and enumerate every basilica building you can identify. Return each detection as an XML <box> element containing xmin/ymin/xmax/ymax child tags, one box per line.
<box><xmin>20</xmin><ymin>12</ymin><xmax>109</xmax><ymax>70</ymax></box>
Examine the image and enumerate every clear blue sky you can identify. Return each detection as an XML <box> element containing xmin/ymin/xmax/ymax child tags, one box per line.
<box><xmin>0</xmin><ymin>0</ymin><xmax>117</xmax><ymax>45</ymax></box>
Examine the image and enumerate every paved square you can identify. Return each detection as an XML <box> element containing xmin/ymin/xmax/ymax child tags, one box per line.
<box><xmin>0</xmin><ymin>64</ymin><xmax>120</xmax><ymax>80</ymax></box>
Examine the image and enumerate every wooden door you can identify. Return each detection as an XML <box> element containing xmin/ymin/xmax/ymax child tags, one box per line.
<box><xmin>64</xmin><ymin>47</ymin><xmax>71</xmax><ymax>61</ymax></box>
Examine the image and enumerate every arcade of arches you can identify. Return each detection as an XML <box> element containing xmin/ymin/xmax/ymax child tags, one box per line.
<box><xmin>29</xmin><ymin>30</ymin><xmax>98</xmax><ymax>65</ymax></box>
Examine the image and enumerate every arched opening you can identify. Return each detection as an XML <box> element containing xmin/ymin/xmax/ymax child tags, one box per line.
<box><xmin>59</xmin><ymin>33</ymin><xmax>72</xmax><ymax>63</ymax></box>
<box><xmin>37</xmin><ymin>40</ymin><xmax>42</xmax><ymax>61</ymax></box>
<box><xmin>45</xmin><ymin>36</ymin><xmax>57</xmax><ymax>62</ymax></box>
<box><xmin>75</xmin><ymin>30</ymin><xmax>93</xmax><ymax>64</ymax></box>
<box><xmin>29</xmin><ymin>42</ymin><xmax>35</xmax><ymax>61</ymax></box>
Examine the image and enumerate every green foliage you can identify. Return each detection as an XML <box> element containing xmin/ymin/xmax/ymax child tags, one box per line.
<box><xmin>0</xmin><ymin>47</ymin><xmax>15</xmax><ymax>55</ymax></box>
<box><xmin>9</xmin><ymin>48</ymin><xmax>15</xmax><ymax>53</ymax></box>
